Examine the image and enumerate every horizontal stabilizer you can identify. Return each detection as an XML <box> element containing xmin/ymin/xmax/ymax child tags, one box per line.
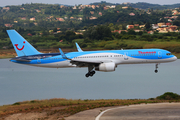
<box><xmin>10</xmin><ymin>58</ymin><xmax>31</xmax><ymax>62</ymax></box>
<box><xmin>59</xmin><ymin>48</ymin><xmax>70</xmax><ymax>60</ymax></box>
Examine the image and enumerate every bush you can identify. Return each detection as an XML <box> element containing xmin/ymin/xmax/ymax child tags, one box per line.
<box><xmin>97</xmin><ymin>41</ymin><xmax>106</xmax><ymax>47</ymax></box>
<box><xmin>128</xmin><ymin>35</ymin><xmax>136</xmax><ymax>40</ymax></box>
<box><xmin>104</xmin><ymin>37</ymin><xmax>113</xmax><ymax>41</ymax></box>
<box><xmin>118</xmin><ymin>43</ymin><xmax>127</xmax><ymax>48</ymax></box>
<box><xmin>177</xmin><ymin>36</ymin><xmax>180</xmax><ymax>41</ymax></box>
<box><xmin>104</xmin><ymin>43</ymin><xmax>118</xmax><ymax>49</ymax></box>
<box><xmin>156</xmin><ymin>92</ymin><xmax>180</xmax><ymax>100</ymax></box>
<box><xmin>165</xmin><ymin>46</ymin><xmax>180</xmax><ymax>53</ymax></box>
<box><xmin>121</xmin><ymin>35</ymin><xmax>130</xmax><ymax>39</ymax></box>
<box><xmin>72</xmin><ymin>39</ymin><xmax>84</xmax><ymax>44</ymax></box>
<box><xmin>30</xmin><ymin>100</ymin><xmax>37</xmax><ymax>103</ymax></box>
<box><xmin>50</xmin><ymin>43</ymin><xmax>72</xmax><ymax>49</ymax></box>
<box><xmin>127</xmin><ymin>45</ymin><xmax>143</xmax><ymax>49</ymax></box>
<box><xmin>158</xmin><ymin>35</ymin><xmax>163</xmax><ymax>39</ymax></box>
<box><xmin>13</xmin><ymin>102</ymin><xmax>20</xmax><ymax>105</ymax></box>
<box><xmin>140</xmin><ymin>35</ymin><xmax>154</xmax><ymax>41</ymax></box>
<box><xmin>115</xmin><ymin>34</ymin><xmax>122</xmax><ymax>39</ymax></box>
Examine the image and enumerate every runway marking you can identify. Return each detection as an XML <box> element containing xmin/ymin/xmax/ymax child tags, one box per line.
<box><xmin>95</xmin><ymin>103</ymin><xmax>174</xmax><ymax>120</ymax></box>
<box><xmin>95</xmin><ymin>106</ymin><xmax>128</xmax><ymax>120</ymax></box>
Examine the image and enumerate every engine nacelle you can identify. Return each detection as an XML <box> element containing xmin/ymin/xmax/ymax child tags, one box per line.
<box><xmin>95</xmin><ymin>62</ymin><xmax>116</xmax><ymax>72</ymax></box>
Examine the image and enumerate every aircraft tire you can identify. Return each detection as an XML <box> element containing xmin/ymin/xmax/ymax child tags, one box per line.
<box><xmin>92</xmin><ymin>71</ymin><xmax>95</xmax><ymax>74</ymax></box>
<box><xmin>85</xmin><ymin>73</ymin><xmax>89</xmax><ymax>77</ymax></box>
<box><xmin>89</xmin><ymin>72</ymin><xmax>93</xmax><ymax>76</ymax></box>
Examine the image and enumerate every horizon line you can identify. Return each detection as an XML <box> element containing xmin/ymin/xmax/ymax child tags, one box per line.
<box><xmin>1</xmin><ymin>2</ymin><xmax>180</xmax><ymax>7</ymax></box>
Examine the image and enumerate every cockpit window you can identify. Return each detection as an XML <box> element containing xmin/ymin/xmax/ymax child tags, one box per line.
<box><xmin>166</xmin><ymin>53</ymin><xmax>172</xmax><ymax>56</ymax></box>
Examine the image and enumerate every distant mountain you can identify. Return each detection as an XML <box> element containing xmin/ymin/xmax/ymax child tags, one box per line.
<box><xmin>163</xmin><ymin>3</ymin><xmax>180</xmax><ymax>9</ymax></box>
<box><xmin>129</xmin><ymin>2</ymin><xmax>180</xmax><ymax>9</ymax></box>
<box><xmin>89</xmin><ymin>1</ymin><xmax>180</xmax><ymax>9</ymax></box>
<box><xmin>56</xmin><ymin>4</ymin><xmax>72</xmax><ymax>7</ymax></box>
<box><xmin>128</xmin><ymin>2</ymin><xmax>162</xmax><ymax>9</ymax></box>
<box><xmin>89</xmin><ymin>1</ymin><xmax>120</xmax><ymax>6</ymax></box>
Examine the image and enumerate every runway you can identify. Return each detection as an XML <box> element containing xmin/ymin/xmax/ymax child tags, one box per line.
<box><xmin>65</xmin><ymin>103</ymin><xmax>180</xmax><ymax>120</ymax></box>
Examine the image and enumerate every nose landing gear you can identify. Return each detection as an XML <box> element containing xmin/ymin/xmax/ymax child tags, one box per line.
<box><xmin>155</xmin><ymin>63</ymin><xmax>158</xmax><ymax>73</ymax></box>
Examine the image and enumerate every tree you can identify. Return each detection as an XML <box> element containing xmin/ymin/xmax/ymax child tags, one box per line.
<box><xmin>53</xmin><ymin>28</ymin><xmax>57</xmax><ymax>32</ymax></box>
<box><xmin>65</xmin><ymin>31</ymin><xmax>76</xmax><ymax>42</ymax></box>
<box><xmin>122</xmin><ymin>24</ymin><xmax>126</xmax><ymax>30</ymax></box>
<box><xmin>173</xmin><ymin>20</ymin><xmax>180</xmax><ymax>26</ymax></box>
<box><xmin>83</xmin><ymin>25</ymin><xmax>113</xmax><ymax>40</ymax></box>
<box><xmin>137</xmin><ymin>31</ymin><xmax>143</xmax><ymax>35</ymax></box>
<box><xmin>128</xmin><ymin>29</ymin><xmax>136</xmax><ymax>35</ymax></box>
<box><xmin>69</xmin><ymin>21</ymin><xmax>75</xmax><ymax>28</ymax></box>
<box><xmin>177</xmin><ymin>16</ymin><xmax>180</xmax><ymax>21</ymax></box>
<box><xmin>156</xmin><ymin>92</ymin><xmax>180</xmax><ymax>100</ymax></box>
<box><xmin>145</xmin><ymin>22</ymin><xmax>152</xmax><ymax>30</ymax></box>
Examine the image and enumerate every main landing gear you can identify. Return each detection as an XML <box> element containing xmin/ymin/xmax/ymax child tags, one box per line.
<box><xmin>85</xmin><ymin>70</ymin><xmax>96</xmax><ymax>77</ymax></box>
<box><xmin>155</xmin><ymin>63</ymin><xmax>159</xmax><ymax>73</ymax></box>
<box><xmin>85</xmin><ymin>65</ymin><xmax>96</xmax><ymax>77</ymax></box>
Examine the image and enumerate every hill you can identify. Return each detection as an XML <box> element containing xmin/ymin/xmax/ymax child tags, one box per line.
<box><xmin>0</xmin><ymin>3</ymin><xmax>176</xmax><ymax>29</ymax></box>
<box><xmin>129</xmin><ymin>2</ymin><xmax>180</xmax><ymax>10</ymax></box>
<box><xmin>89</xmin><ymin>2</ymin><xmax>180</xmax><ymax>10</ymax></box>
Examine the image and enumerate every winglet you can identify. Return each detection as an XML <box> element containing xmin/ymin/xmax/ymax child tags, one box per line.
<box><xmin>59</xmin><ymin>48</ymin><xmax>70</xmax><ymax>60</ymax></box>
<box><xmin>75</xmin><ymin>42</ymin><xmax>83</xmax><ymax>52</ymax></box>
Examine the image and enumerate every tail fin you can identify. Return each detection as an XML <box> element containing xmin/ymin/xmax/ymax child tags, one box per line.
<box><xmin>7</xmin><ymin>30</ymin><xmax>41</xmax><ymax>57</ymax></box>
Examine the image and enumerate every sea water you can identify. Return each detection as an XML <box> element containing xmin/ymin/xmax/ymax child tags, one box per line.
<box><xmin>0</xmin><ymin>59</ymin><xmax>179</xmax><ymax>105</ymax></box>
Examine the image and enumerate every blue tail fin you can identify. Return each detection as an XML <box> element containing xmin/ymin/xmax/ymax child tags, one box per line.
<box><xmin>7</xmin><ymin>30</ymin><xmax>41</xmax><ymax>57</ymax></box>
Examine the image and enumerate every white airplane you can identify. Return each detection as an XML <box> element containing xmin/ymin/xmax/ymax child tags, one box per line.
<box><xmin>7</xmin><ymin>30</ymin><xmax>177</xmax><ymax>77</ymax></box>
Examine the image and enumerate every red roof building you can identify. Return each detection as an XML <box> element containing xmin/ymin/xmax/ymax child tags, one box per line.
<box><xmin>127</xmin><ymin>25</ymin><xmax>134</xmax><ymax>29</ymax></box>
<box><xmin>166</xmin><ymin>23</ymin><xmax>172</xmax><ymax>26</ymax></box>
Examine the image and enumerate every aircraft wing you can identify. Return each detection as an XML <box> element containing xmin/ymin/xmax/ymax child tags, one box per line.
<box><xmin>70</xmin><ymin>59</ymin><xmax>114</xmax><ymax>67</ymax></box>
<box><xmin>71</xmin><ymin>59</ymin><xmax>101</xmax><ymax>63</ymax></box>
<box><xmin>59</xmin><ymin>47</ymin><xmax>112</xmax><ymax>67</ymax></box>
<box><xmin>70</xmin><ymin>59</ymin><xmax>101</xmax><ymax>67</ymax></box>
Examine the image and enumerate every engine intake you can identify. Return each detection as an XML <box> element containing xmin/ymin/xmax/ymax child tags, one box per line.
<box><xmin>95</xmin><ymin>62</ymin><xmax>116</xmax><ymax>72</ymax></box>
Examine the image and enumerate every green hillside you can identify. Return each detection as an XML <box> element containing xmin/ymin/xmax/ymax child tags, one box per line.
<box><xmin>0</xmin><ymin>2</ymin><xmax>180</xmax><ymax>58</ymax></box>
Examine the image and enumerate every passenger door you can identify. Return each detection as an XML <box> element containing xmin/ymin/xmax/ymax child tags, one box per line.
<box><xmin>158</xmin><ymin>51</ymin><xmax>162</xmax><ymax>59</ymax></box>
<box><xmin>37</xmin><ymin>58</ymin><xmax>41</xmax><ymax>63</ymax></box>
<box><xmin>124</xmin><ymin>52</ymin><xmax>128</xmax><ymax>60</ymax></box>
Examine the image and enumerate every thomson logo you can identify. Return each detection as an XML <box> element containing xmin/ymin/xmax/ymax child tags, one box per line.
<box><xmin>138</xmin><ymin>51</ymin><xmax>156</xmax><ymax>54</ymax></box>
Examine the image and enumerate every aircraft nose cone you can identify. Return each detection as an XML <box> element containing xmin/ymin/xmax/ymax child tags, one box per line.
<box><xmin>173</xmin><ymin>56</ymin><xmax>177</xmax><ymax>61</ymax></box>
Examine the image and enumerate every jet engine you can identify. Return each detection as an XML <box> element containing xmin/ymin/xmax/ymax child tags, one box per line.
<box><xmin>95</xmin><ymin>62</ymin><xmax>116</xmax><ymax>72</ymax></box>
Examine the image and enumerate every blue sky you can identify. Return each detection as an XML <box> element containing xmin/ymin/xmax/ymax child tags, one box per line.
<box><xmin>1</xmin><ymin>0</ymin><xmax>180</xmax><ymax>7</ymax></box>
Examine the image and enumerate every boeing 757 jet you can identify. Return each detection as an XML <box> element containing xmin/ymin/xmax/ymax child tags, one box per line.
<box><xmin>7</xmin><ymin>30</ymin><xmax>177</xmax><ymax>77</ymax></box>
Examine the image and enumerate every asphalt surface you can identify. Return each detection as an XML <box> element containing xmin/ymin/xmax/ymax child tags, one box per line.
<box><xmin>65</xmin><ymin>103</ymin><xmax>180</xmax><ymax>120</ymax></box>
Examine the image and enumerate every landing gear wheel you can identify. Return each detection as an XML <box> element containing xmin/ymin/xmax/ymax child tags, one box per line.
<box><xmin>92</xmin><ymin>71</ymin><xmax>95</xmax><ymax>74</ymax></box>
<box><xmin>85</xmin><ymin>70</ymin><xmax>96</xmax><ymax>78</ymax></box>
<box><xmin>155</xmin><ymin>70</ymin><xmax>158</xmax><ymax>73</ymax></box>
<box><xmin>155</xmin><ymin>63</ymin><xmax>159</xmax><ymax>73</ymax></box>
<box><xmin>89</xmin><ymin>72</ymin><xmax>94</xmax><ymax>77</ymax></box>
<box><xmin>85</xmin><ymin>73</ymin><xmax>90</xmax><ymax>77</ymax></box>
